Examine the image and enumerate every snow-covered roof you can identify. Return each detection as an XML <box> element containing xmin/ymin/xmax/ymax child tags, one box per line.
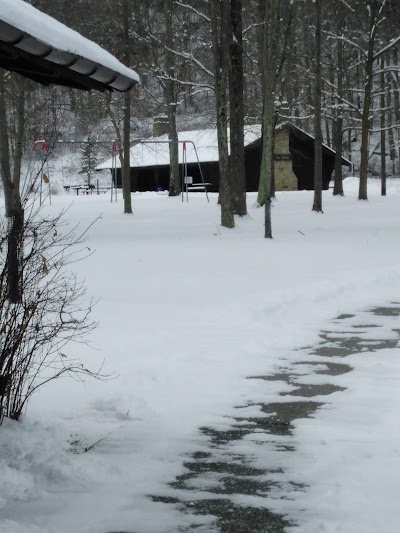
<box><xmin>0</xmin><ymin>0</ymin><xmax>139</xmax><ymax>92</ymax></box>
<box><xmin>97</xmin><ymin>122</ymin><xmax>352</xmax><ymax>170</ymax></box>
<box><xmin>96</xmin><ymin>125</ymin><xmax>262</xmax><ymax>170</ymax></box>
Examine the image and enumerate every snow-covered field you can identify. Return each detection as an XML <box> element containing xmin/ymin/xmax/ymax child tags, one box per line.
<box><xmin>1</xmin><ymin>178</ymin><xmax>400</xmax><ymax>533</ymax></box>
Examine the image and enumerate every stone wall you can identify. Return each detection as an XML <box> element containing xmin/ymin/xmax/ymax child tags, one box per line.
<box><xmin>274</xmin><ymin>130</ymin><xmax>298</xmax><ymax>191</ymax></box>
<box><xmin>153</xmin><ymin>115</ymin><xmax>169</xmax><ymax>137</ymax></box>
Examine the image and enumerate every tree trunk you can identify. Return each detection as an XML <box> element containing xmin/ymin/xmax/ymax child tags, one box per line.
<box><xmin>387</xmin><ymin>87</ymin><xmax>396</xmax><ymax>174</ymax></box>
<box><xmin>358</xmin><ymin>61</ymin><xmax>373</xmax><ymax>200</ymax></box>
<box><xmin>358</xmin><ymin>1</ymin><xmax>380</xmax><ymax>201</ymax></box>
<box><xmin>122</xmin><ymin>0</ymin><xmax>132</xmax><ymax>213</ymax></box>
<box><xmin>229</xmin><ymin>0</ymin><xmax>246</xmax><ymax>215</ymax></box>
<box><xmin>258</xmin><ymin>0</ymin><xmax>280</xmax><ymax>238</ymax></box>
<box><xmin>210</xmin><ymin>0</ymin><xmax>234</xmax><ymax>228</ymax></box>
<box><xmin>12</xmin><ymin>79</ymin><xmax>25</xmax><ymax>189</ymax></box>
<box><xmin>333</xmin><ymin>1</ymin><xmax>344</xmax><ymax>196</ymax></box>
<box><xmin>393</xmin><ymin>47</ymin><xmax>400</xmax><ymax>172</ymax></box>
<box><xmin>122</xmin><ymin>89</ymin><xmax>132</xmax><ymax>213</ymax></box>
<box><xmin>380</xmin><ymin>55</ymin><xmax>386</xmax><ymax>196</ymax></box>
<box><xmin>164</xmin><ymin>0</ymin><xmax>180</xmax><ymax>196</ymax></box>
<box><xmin>312</xmin><ymin>0</ymin><xmax>323</xmax><ymax>212</ymax></box>
<box><xmin>0</xmin><ymin>71</ymin><xmax>24</xmax><ymax>303</ymax></box>
<box><xmin>167</xmin><ymin>109</ymin><xmax>180</xmax><ymax>196</ymax></box>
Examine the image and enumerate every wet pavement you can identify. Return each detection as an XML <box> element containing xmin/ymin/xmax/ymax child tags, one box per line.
<box><xmin>113</xmin><ymin>304</ymin><xmax>400</xmax><ymax>533</ymax></box>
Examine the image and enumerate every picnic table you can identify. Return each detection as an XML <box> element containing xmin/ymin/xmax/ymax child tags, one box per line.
<box><xmin>63</xmin><ymin>184</ymin><xmax>94</xmax><ymax>195</ymax></box>
<box><xmin>64</xmin><ymin>184</ymin><xmax>111</xmax><ymax>195</ymax></box>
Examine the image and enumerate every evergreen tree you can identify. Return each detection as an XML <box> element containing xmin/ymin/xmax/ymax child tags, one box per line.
<box><xmin>80</xmin><ymin>138</ymin><xmax>98</xmax><ymax>186</ymax></box>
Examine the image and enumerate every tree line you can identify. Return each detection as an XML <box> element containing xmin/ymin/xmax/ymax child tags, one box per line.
<box><xmin>2</xmin><ymin>0</ymin><xmax>400</xmax><ymax>228</ymax></box>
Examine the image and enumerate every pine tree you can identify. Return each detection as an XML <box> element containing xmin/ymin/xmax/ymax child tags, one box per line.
<box><xmin>80</xmin><ymin>137</ymin><xmax>98</xmax><ymax>187</ymax></box>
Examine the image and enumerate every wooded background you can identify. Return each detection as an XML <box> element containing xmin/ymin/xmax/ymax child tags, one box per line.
<box><xmin>1</xmin><ymin>1</ymin><xmax>399</xmax><ymax>209</ymax></box>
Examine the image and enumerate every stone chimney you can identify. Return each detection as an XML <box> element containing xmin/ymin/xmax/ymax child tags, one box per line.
<box><xmin>152</xmin><ymin>115</ymin><xmax>169</xmax><ymax>137</ymax></box>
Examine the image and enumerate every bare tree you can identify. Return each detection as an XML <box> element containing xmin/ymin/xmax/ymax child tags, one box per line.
<box><xmin>209</xmin><ymin>0</ymin><xmax>234</xmax><ymax>228</ymax></box>
<box><xmin>257</xmin><ymin>0</ymin><xmax>291</xmax><ymax>237</ymax></box>
<box><xmin>121</xmin><ymin>0</ymin><xmax>133</xmax><ymax>213</ymax></box>
<box><xmin>313</xmin><ymin>0</ymin><xmax>323</xmax><ymax>213</ymax></box>
<box><xmin>229</xmin><ymin>0</ymin><xmax>246</xmax><ymax>216</ymax></box>
<box><xmin>380</xmin><ymin>55</ymin><xmax>387</xmax><ymax>195</ymax></box>
<box><xmin>355</xmin><ymin>0</ymin><xmax>399</xmax><ymax>199</ymax></box>
<box><xmin>0</xmin><ymin>201</ymin><xmax>101</xmax><ymax>423</ymax></box>
<box><xmin>0</xmin><ymin>71</ymin><xmax>25</xmax><ymax>303</ymax></box>
<box><xmin>358</xmin><ymin>1</ymin><xmax>382</xmax><ymax>200</ymax></box>
<box><xmin>333</xmin><ymin>0</ymin><xmax>345</xmax><ymax>196</ymax></box>
<box><xmin>164</xmin><ymin>0</ymin><xmax>180</xmax><ymax>196</ymax></box>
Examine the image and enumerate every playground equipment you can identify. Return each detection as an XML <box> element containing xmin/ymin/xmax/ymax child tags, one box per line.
<box><xmin>33</xmin><ymin>138</ymin><xmax>120</xmax><ymax>202</ymax></box>
<box><xmin>136</xmin><ymin>139</ymin><xmax>209</xmax><ymax>202</ymax></box>
<box><xmin>32</xmin><ymin>139</ymin><xmax>51</xmax><ymax>206</ymax></box>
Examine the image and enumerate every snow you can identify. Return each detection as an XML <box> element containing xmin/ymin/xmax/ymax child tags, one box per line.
<box><xmin>1</xmin><ymin>177</ymin><xmax>400</xmax><ymax>532</ymax></box>
<box><xmin>96</xmin><ymin>125</ymin><xmax>262</xmax><ymax>169</ymax></box>
<box><xmin>0</xmin><ymin>0</ymin><xmax>139</xmax><ymax>85</ymax></box>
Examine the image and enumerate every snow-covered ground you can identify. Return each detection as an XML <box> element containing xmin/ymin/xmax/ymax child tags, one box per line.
<box><xmin>1</xmin><ymin>177</ymin><xmax>400</xmax><ymax>533</ymax></box>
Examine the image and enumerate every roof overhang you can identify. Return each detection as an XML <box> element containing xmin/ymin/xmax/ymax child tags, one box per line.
<box><xmin>0</xmin><ymin>0</ymin><xmax>139</xmax><ymax>92</ymax></box>
<box><xmin>280</xmin><ymin>122</ymin><xmax>353</xmax><ymax>168</ymax></box>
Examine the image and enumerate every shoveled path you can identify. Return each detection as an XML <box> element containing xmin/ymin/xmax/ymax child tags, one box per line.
<box><xmin>110</xmin><ymin>303</ymin><xmax>400</xmax><ymax>533</ymax></box>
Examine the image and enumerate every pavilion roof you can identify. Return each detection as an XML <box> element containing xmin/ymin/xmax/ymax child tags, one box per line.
<box><xmin>0</xmin><ymin>0</ymin><xmax>139</xmax><ymax>92</ymax></box>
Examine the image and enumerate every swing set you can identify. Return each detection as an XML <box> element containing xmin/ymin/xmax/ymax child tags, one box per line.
<box><xmin>31</xmin><ymin>138</ymin><xmax>209</xmax><ymax>204</ymax></box>
<box><xmin>32</xmin><ymin>139</ymin><xmax>51</xmax><ymax>206</ymax></box>
<box><xmin>136</xmin><ymin>139</ymin><xmax>209</xmax><ymax>202</ymax></box>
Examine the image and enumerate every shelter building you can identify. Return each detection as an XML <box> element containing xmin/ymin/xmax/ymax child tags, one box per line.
<box><xmin>97</xmin><ymin>122</ymin><xmax>352</xmax><ymax>193</ymax></box>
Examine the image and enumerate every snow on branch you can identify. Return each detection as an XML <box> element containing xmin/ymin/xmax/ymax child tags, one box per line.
<box><xmin>322</xmin><ymin>84</ymin><xmax>362</xmax><ymax>118</ymax></box>
<box><xmin>243</xmin><ymin>22</ymin><xmax>263</xmax><ymax>35</ymax></box>
<box><xmin>146</xmin><ymin>30</ymin><xmax>214</xmax><ymax>80</ymax></box>
<box><xmin>324</xmin><ymin>31</ymin><xmax>367</xmax><ymax>57</ymax></box>
<box><xmin>338</xmin><ymin>0</ymin><xmax>355</xmax><ymax>12</ymax></box>
<box><xmin>374</xmin><ymin>36</ymin><xmax>400</xmax><ymax>61</ymax></box>
<box><xmin>175</xmin><ymin>1</ymin><xmax>211</xmax><ymax>22</ymax></box>
<box><xmin>157</xmin><ymin>72</ymin><xmax>214</xmax><ymax>91</ymax></box>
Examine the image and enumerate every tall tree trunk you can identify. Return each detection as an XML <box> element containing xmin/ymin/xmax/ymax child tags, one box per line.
<box><xmin>392</xmin><ymin>47</ymin><xmax>400</xmax><ymax>171</ymax></box>
<box><xmin>358</xmin><ymin>58</ymin><xmax>373</xmax><ymax>200</ymax></box>
<box><xmin>258</xmin><ymin>0</ymin><xmax>280</xmax><ymax>238</ymax></box>
<box><xmin>0</xmin><ymin>71</ymin><xmax>24</xmax><ymax>303</ymax></box>
<box><xmin>358</xmin><ymin>1</ymin><xmax>380</xmax><ymax>201</ymax></box>
<box><xmin>380</xmin><ymin>55</ymin><xmax>386</xmax><ymax>196</ymax></box>
<box><xmin>122</xmin><ymin>0</ymin><xmax>133</xmax><ymax>213</ymax></box>
<box><xmin>387</xmin><ymin>87</ymin><xmax>396</xmax><ymax>174</ymax></box>
<box><xmin>210</xmin><ymin>0</ymin><xmax>234</xmax><ymax>228</ymax></box>
<box><xmin>12</xmin><ymin>79</ymin><xmax>25</xmax><ymax>189</ymax></box>
<box><xmin>312</xmin><ymin>0</ymin><xmax>323</xmax><ymax>212</ymax></box>
<box><xmin>257</xmin><ymin>0</ymin><xmax>267</xmax><ymax>102</ymax></box>
<box><xmin>333</xmin><ymin>0</ymin><xmax>344</xmax><ymax>196</ymax></box>
<box><xmin>229</xmin><ymin>0</ymin><xmax>246</xmax><ymax>215</ymax></box>
<box><xmin>301</xmin><ymin>7</ymin><xmax>314</xmax><ymax>114</ymax></box>
<box><xmin>164</xmin><ymin>0</ymin><xmax>180</xmax><ymax>196</ymax></box>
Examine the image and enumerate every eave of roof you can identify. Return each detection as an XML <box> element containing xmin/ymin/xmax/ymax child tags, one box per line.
<box><xmin>0</xmin><ymin>0</ymin><xmax>139</xmax><ymax>92</ymax></box>
<box><xmin>278</xmin><ymin>122</ymin><xmax>353</xmax><ymax>167</ymax></box>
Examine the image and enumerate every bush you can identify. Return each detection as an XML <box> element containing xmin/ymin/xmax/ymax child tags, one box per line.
<box><xmin>0</xmin><ymin>203</ymin><xmax>101</xmax><ymax>423</ymax></box>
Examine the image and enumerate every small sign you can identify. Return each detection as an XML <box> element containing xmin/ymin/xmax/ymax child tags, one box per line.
<box><xmin>274</xmin><ymin>154</ymin><xmax>291</xmax><ymax>161</ymax></box>
<box><xmin>184</xmin><ymin>176</ymin><xmax>193</xmax><ymax>185</ymax></box>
